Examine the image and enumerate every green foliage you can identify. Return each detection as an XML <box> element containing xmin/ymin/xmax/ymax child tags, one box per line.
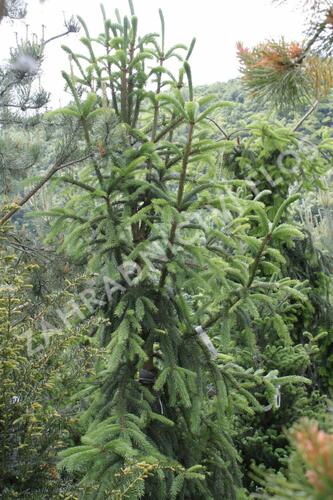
<box><xmin>0</xmin><ymin>1</ymin><xmax>332</xmax><ymax>498</ymax></box>
<box><xmin>0</xmin><ymin>126</ymin><xmax>42</xmax><ymax>196</ymax></box>
<box><xmin>237</xmin><ymin>38</ymin><xmax>333</xmax><ymax>110</ymax></box>
<box><xmin>216</xmin><ymin>112</ymin><xmax>333</xmax><ymax>491</ymax></box>
<box><xmin>27</xmin><ymin>2</ymin><xmax>333</xmax><ymax>498</ymax></box>
<box><xmin>0</xmin><ymin>228</ymin><xmax>97</xmax><ymax>497</ymax></box>
<box><xmin>253</xmin><ymin>418</ymin><xmax>333</xmax><ymax>499</ymax></box>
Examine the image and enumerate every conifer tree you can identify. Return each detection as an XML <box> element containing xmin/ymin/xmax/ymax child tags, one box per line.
<box><xmin>36</xmin><ymin>3</ymin><xmax>313</xmax><ymax>498</ymax></box>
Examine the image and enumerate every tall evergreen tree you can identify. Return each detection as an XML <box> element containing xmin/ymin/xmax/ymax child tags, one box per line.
<box><xmin>31</xmin><ymin>3</ymin><xmax>313</xmax><ymax>498</ymax></box>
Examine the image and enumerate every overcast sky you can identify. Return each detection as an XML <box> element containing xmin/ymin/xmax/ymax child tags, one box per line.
<box><xmin>0</xmin><ymin>0</ymin><xmax>307</xmax><ymax>107</ymax></box>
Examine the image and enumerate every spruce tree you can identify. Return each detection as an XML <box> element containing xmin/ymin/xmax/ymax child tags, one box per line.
<box><xmin>39</xmin><ymin>3</ymin><xmax>312</xmax><ymax>498</ymax></box>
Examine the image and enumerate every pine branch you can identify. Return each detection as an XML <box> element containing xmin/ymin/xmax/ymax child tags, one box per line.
<box><xmin>292</xmin><ymin>100</ymin><xmax>319</xmax><ymax>131</ymax></box>
<box><xmin>296</xmin><ymin>22</ymin><xmax>327</xmax><ymax>64</ymax></box>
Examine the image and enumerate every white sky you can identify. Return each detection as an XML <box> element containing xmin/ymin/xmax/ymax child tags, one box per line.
<box><xmin>0</xmin><ymin>0</ymin><xmax>306</xmax><ymax>107</ymax></box>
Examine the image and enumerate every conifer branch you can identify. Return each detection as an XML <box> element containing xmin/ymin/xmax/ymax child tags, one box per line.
<box><xmin>59</xmin><ymin>176</ymin><xmax>96</xmax><ymax>192</ymax></box>
<box><xmin>80</xmin><ymin>117</ymin><xmax>105</xmax><ymax>187</ymax></box>
<box><xmin>198</xmin><ymin>230</ymin><xmax>273</xmax><ymax>332</ymax></box>
<box><xmin>292</xmin><ymin>100</ymin><xmax>319</xmax><ymax>131</ymax></box>
<box><xmin>159</xmin><ymin>122</ymin><xmax>194</xmax><ymax>288</ymax></box>
<box><xmin>153</xmin><ymin>117</ymin><xmax>184</xmax><ymax>143</ymax></box>
<box><xmin>0</xmin><ymin>154</ymin><xmax>92</xmax><ymax>227</ymax></box>
<box><xmin>296</xmin><ymin>22</ymin><xmax>327</xmax><ymax>64</ymax></box>
<box><xmin>206</xmin><ymin>117</ymin><xmax>230</xmax><ymax>140</ymax></box>
<box><xmin>246</xmin><ymin>232</ymin><xmax>272</xmax><ymax>288</ymax></box>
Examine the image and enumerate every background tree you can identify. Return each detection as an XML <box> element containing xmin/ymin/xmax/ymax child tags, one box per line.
<box><xmin>0</xmin><ymin>224</ymin><xmax>99</xmax><ymax>497</ymax></box>
<box><xmin>235</xmin><ymin>0</ymin><xmax>333</xmax><ymax>495</ymax></box>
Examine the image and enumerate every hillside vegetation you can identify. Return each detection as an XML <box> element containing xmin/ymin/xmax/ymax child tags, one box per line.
<box><xmin>0</xmin><ymin>2</ymin><xmax>333</xmax><ymax>499</ymax></box>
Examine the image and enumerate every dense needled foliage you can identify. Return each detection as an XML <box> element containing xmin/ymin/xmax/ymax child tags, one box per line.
<box><xmin>0</xmin><ymin>225</ymin><xmax>98</xmax><ymax>497</ymax></box>
<box><xmin>28</xmin><ymin>4</ymin><xmax>319</xmax><ymax>498</ymax></box>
